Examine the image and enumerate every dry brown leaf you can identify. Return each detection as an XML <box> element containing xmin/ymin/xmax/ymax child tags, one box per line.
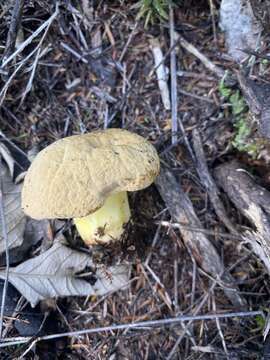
<box><xmin>0</xmin><ymin>241</ymin><xmax>130</xmax><ymax>307</ymax></box>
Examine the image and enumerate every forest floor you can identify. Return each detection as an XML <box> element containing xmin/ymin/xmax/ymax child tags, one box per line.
<box><xmin>0</xmin><ymin>1</ymin><xmax>270</xmax><ymax>359</ymax></box>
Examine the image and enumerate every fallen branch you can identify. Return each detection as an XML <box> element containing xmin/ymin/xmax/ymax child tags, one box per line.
<box><xmin>155</xmin><ymin>166</ymin><xmax>246</xmax><ymax>308</ymax></box>
<box><xmin>214</xmin><ymin>160</ymin><xmax>270</xmax><ymax>273</ymax></box>
<box><xmin>237</xmin><ymin>71</ymin><xmax>270</xmax><ymax>139</ymax></box>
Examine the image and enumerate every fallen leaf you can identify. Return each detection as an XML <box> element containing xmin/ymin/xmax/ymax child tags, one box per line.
<box><xmin>0</xmin><ymin>242</ymin><xmax>129</xmax><ymax>307</ymax></box>
<box><xmin>0</xmin><ymin>162</ymin><xmax>26</xmax><ymax>255</ymax></box>
<box><xmin>0</xmin><ymin>146</ymin><xmax>43</xmax><ymax>264</ymax></box>
<box><xmin>0</xmin><ymin>142</ymin><xmax>15</xmax><ymax>179</ymax></box>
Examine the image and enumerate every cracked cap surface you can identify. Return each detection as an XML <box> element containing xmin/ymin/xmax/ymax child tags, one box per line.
<box><xmin>22</xmin><ymin>129</ymin><xmax>160</xmax><ymax>219</ymax></box>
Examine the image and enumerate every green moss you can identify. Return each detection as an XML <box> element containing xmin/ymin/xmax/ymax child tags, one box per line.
<box><xmin>231</xmin><ymin>118</ymin><xmax>258</xmax><ymax>157</ymax></box>
<box><xmin>254</xmin><ymin>314</ymin><xmax>265</xmax><ymax>330</ymax></box>
<box><xmin>229</xmin><ymin>91</ymin><xmax>246</xmax><ymax>116</ymax></box>
<box><xmin>136</xmin><ymin>0</ymin><xmax>171</xmax><ymax>27</ymax></box>
<box><xmin>219</xmin><ymin>77</ymin><xmax>259</xmax><ymax>157</ymax></box>
<box><xmin>218</xmin><ymin>79</ymin><xmax>232</xmax><ymax>98</ymax></box>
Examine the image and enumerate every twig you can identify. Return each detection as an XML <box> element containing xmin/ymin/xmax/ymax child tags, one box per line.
<box><xmin>177</xmin><ymin>70</ymin><xmax>216</xmax><ymax>81</ymax></box>
<box><xmin>169</xmin><ymin>5</ymin><xmax>178</xmax><ymax>144</ymax></box>
<box><xmin>0</xmin><ymin>311</ymin><xmax>263</xmax><ymax>348</ymax></box>
<box><xmin>173</xmin><ymin>31</ymin><xmax>225</xmax><ymax>78</ymax></box>
<box><xmin>119</xmin><ymin>22</ymin><xmax>138</xmax><ymax>62</ymax></box>
<box><xmin>0</xmin><ymin>131</ymin><xmax>28</xmax><ymax>159</ymax></box>
<box><xmin>173</xmin><ymin>243</ymin><xmax>179</xmax><ymax>313</ymax></box>
<box><xmin>20</xmin><ymin>46</ymin><xmax>42</xmax><ymax>104</ymax></box>
<box><xmin>0</xmin><ymin>47</ymin><xmax>36</xmax><ymax>105</ymax></box>
<box><xmin>103</xmin><ymin>102</ymin><xmax>109</xmax><ymax>129</ymax></box>
<box><xmin>144</xmin><ymin>219</ymin><xmax>162</xmax><ymax>266</ymax></box>
<box><xmin>1</xmin><ymin>0</ymin><xmax>25</xmax><ymax>67</ymax></box>
<box><xmin>0</xmin><ymin>4</ymin><xmax>59</xmax><ymax>105</ymax></box>
<box><xmin>208</xmin><ymin>0</ymin><xmax>217</xmax><ymax>46</ymax></box>
<box><xmin>179</xmin><ymin>89</ymin><xmax>215</xmax><ymax>104</ymax></box>
<box><xmin>1</xmin><ymin>3</ymin><xmax>59</xmax><ymax>69</ymax></box>
<box><xmin>2</xmin><ymin>296</ymin><xmax>25</xmax><ymax>339</ymax></box>
<box><xmin>150</xmin><ymin>38</ymin><xmax>171</xmax><ymax>110</ymax></box>
<box><xmin>0</xmin><ymin>161</ymin><xmax>10</xmax><ymax>338</ymax></box>
<box><xmin>212</xmin><ymin>296</ymin><xmax>229</xmax><ymax>358</ymax></box>
<box><xmin>190</xmin><ymin>256</ymin><xmax>196</xmax><ymax>309</ymax></box>
<box><xmin>192</xmin><ymin>128</ymin><xmax>237</xmax><ymax>234</ymax></box>
<box><xmin>60</xmin><ymin>42</ymin><xmax>88</xmax><ymax>63</ymax></box>
<box><xmin>17</xmin><ymin>313</ymin><xmax>48</xmax><ymax>359</ymax></box>
<box><xmin>157</xmin><ymin>220</ymin><xmax>242</xmax><ymax>240</ymax></box>
<box><xmin>248</xmin><ymin>31</ymin><xmax>262</xmax><ymax>76</ymax></box>
<box><xmin>20</xmin><ymin>31</ymin><xmax>52</xmax><ymax>104</ymax></box>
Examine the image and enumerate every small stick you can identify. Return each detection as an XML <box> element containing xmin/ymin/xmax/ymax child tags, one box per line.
<box><xmin>169</xmin><ymin>5</ymin><xmax>178</xmax><ymax>144</ymax></box>
<box><xmin>173</xmin><ymin>244</ymin><xmax>179</xmax><ymax>313</ymax></box>
<box><xmin>174</xmin><ymin>31</ymin><xmax>225</xmax><ymax>78</ymax></box>
<box><xmin>212</xmin><ymin>296</ymin><xmax>229</xmax><ymax>358</ymax></box>
<box><xmin>0</xmin><ymin>311</ymin><xmax>263</xmax><ymax>348</ymax></box>
<box><xmin>192</xmin><ymin>128</ymin><xmax>237</xmax><ymax>234</ymax></box>
<box><xmin>20</xmin><ymin>26</ymin><xmax>51</xmax><ymax>104</ymax></box>
<box><xmin>157</xmin><ymin>220</ymin><xmax>242</xmax><ymax>241</ymax></box>
<box><xmin>0</xmin><ymin>131</ymin><xmax>28</xmax><ymax>159</ymax></box>
<box><xmin>119</xmin><ymin>22</ymin><xmax>138</xmax><ymax>63</ymax></box>
<box><xmin>1</xmin><ymin>3</ymin><xmax>59</xmax><ymax>69</ymax></box>
<box><xmin>60</xmin><ymin>42</ymin><xmax>88</xmax><ymax>63</ymax></box>
<box><xmin>1</xmin><ymin>0</ymin><xmax>25</xmax><ymax>67</ymax></box>
<box><xmin>208</xmin><ymin>0</ymin><xmax>217</xmax><ymax>47</ymax></box>
<box><xmin>150</xmin><ymin>38</ymin><xmax>171</xmax><ymax>110</ymax></box>
<box><xmin>144</xmin><ymin>220</ymin><xmax>162</xmax><ymax>266</ymax></box>
<box><xmin>179</xmin><ymin>89</ymin><xmax>215</xmax><ymax>104</ymax></box>
<box><xmin>0</xmin><ymin>162</ymin><xmax>10</xmax><ymax>338</ymax></box>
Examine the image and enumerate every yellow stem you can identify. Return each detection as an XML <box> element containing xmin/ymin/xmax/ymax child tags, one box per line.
<box><xmin>74</xmin><ymin>192</ymin><xmax>131</xmax><ymax>245</ymax></box>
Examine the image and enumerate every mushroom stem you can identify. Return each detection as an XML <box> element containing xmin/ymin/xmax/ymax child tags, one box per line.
<box><xmin>74</xmin><ymin>192</ymin><xmax>131</xmax><ymax>245</ymax></box>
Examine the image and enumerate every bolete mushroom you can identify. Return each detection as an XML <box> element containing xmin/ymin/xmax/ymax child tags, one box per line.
<box><xmin>22</xmin><ymin>129</ymin><xmax>160</xmax><ymax>246</ymax></box>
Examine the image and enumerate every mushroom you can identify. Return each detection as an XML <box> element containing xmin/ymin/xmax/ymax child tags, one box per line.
<box><xmin>22</xmin><ymin>129</ymin><xmax>160</xmax><ymax>246</ymax></box>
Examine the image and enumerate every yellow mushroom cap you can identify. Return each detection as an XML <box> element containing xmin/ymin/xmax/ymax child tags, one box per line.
<box><xmin>22</xmin><ymin>129</ymin><xmax>160</xmax><ymax>219</ymax></box>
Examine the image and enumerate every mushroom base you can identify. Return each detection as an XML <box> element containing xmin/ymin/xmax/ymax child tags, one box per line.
<box><xmin>74</xmin><ymin>191</ymin><xmax>131</xmax><ymax>245</ymax></box>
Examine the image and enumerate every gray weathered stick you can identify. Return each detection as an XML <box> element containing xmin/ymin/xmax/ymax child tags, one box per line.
<box><xmin>192</xmin><ymin>129</ymin><xmax>237</xmax><ymax>234</ymax></box>
<box><xmin>237</xmin><ymin>71</ymin><xmax>270</xmax><ymax>139</ymax></box>
<box><xmin>0</xmin><ymin>310</ymin><xmax>262</xmax><ymax>348</ymax></box>
<box><xmin>214</xmin><ymin>160</ymin><xmax>270</xmax><ymax>273</ymax></box>
<box><xmin>169</xmin><ymin>5</ymin><xmax>178</xmax><ymax>144</ymax></box>
<box><xmin>150</xmin><ymin>38</ymin><xmax>171</xmax><ymax>110</ymax></box>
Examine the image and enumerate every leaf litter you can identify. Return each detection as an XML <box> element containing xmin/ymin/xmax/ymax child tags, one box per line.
<box><xmin>0</xmin><ymin>144</ymin><xmax>129</xmax><ymax>305</ymax></box>
<box><xmin>0</xmin><ymin>145</ymin><xmax>25</xmax><ymax>256</ymax></box>
<box><xmin>0</xmin><ymin>241</ymin><xmax>129</xmax><ymax>307</ymax></box>
<box><xmin>1</xmin><ymin>0</ymin><xmax>270</xmax><ymax>358</ymax></box>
